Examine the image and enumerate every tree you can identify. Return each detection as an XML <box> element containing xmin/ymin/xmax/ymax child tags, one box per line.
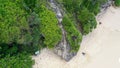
<box><xmin>0</xmin><ymin>0</ymin><xmax>28</xmax><ymax>44</ymax></box>
<box><xmin>0</xmin><ymin>53</ymin><xmax>34</xmax><ymax>68</ymax></box>
<box><xmin>39</xmin><ymin>5</ymin><xmax>62</xmax><ymax>48</ymax></box>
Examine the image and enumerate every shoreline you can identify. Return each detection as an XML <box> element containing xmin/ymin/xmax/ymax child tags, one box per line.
<box><xmin>33</xmin><ymin>6</ymin><xmax>120</xmax><ymax>68</ymax></box>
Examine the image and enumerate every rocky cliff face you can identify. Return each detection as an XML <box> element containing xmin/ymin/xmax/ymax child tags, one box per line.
<box><xmin>48</xmin><ymin>0</ymin><xmax>115</xmax><ymax>61</ymax></box>
<box><xmin>49</xmin><ymin>0</ymin><xmax>77</xmax><ymax>61</ymax></box>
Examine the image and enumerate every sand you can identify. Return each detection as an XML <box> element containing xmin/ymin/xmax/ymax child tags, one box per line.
<box><xmin>33</xmin><ymin>6</ymin><xmax>120</xmax><ymax>68</ymax></box>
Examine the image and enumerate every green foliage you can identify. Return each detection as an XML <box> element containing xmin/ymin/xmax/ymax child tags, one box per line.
<box><xmin>60</xmin><ymin>0</ymin><xmax>108</xmax><ymax>35</ymax></box>
<box><xmin>0</xmin><ymin>0</ymin><xmax>42</xmax><ymax>54</ymax></box>
<box><xmin>39</xmin><ymin>5</ymin><xmax>62</xmax><ymax>48</ymax></box>
<box><xmin>62</xmin><ymin>0</ymin><xmax>107</xmax><ymax>14</ymax></box>
<box><xmin>0</xmin><ymin>43</ymin><xmax>18</xmax><ymax>58</ymax></box>
<box><xmin>82</xmin><ymin>1</ymin><xmax>100</xmax><ymax>15</ymax></box>
<box><xmin>0</xmin><ymin>0</ymin><xmax>110</xmax><ymax>67</ymax></box>
<box><xmin>78</xmin><ymin>8</ymin><xmax>97</xmax><ymax>35</ymax></box>
<box><xmin>62</xmin><ymin>15</ymin><xmax>82</xmax><ymax>52</ymax></box>
<box><xmin>115</xmin><ymin>0</ymin><xmax>120</xmax><ymax>6</ymax></box>
<box><xmin>0</xmin><ymin>1</ymin><xmax>39</xmax><ymax>67</ymax></box>
<box><xmin>0</xmin><ymin>53</ymin><xmax>34</xmax><ymax>68</ymax></box>
<box><xmin>63</xmin><ymin>0</ymin><xmax>82</xmax><ymax>13</ymax></box>
<box><xmin>19</xmin><ymin>12</ymin><xmax>42</xmax><ymax>54</ymax></box>
<box><xmin>24</xmin><ymin>0</ymin><xmax>36</xmax><ymax>9</ymax></box>
<box><xmin>0</xmin><ymin>0</ymin><xmax>28</xmax><ymax>43</ymax></box>
<box><xmin>81</xmin><ymin>0</ymin><xmax>107</xmax><ymax>15</ymax></box>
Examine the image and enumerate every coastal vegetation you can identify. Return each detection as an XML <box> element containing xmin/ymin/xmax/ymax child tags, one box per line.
<box><xmin>115</xmin><ymin>0</ymin><xmax>120</xmax><ymax>6</ymax></box>
<box><xmin>0</xmin><ymin>52</ymin><xmax>34</xmax><ymax>68</ymax></box>
<box><xmin>0</xmin><ymin>0</ymin><xmax>118</xmax><ymax>67</ymax></box>
<box><xmin>61</xmin><ymin>0</ymin><xmax>107</xmax><ymax>34</ymax></box>
<box><xmin>62</xmin><ymin>15</ymin><xmax>82</xmax><ymax>52</ymax></box>
<box><xmin>38</xmin><ymin>5</ymin><xmax>62</xmax><ymax>48</ymax></box>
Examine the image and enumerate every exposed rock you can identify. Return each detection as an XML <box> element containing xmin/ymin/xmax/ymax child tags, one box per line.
<box><xmin>97</xmin><ymin>0</ymin><xmax>114</xmax><ymax>20</ymax></box>
<box><xmin>82</xmin><ymin>52</ymin><xmax>86</xmax><ymax>56</ymax></box>
<box><xmin>100</xmin><ymin>0</ymin><xmax>114</xmax><ymax>11</ymax></box>
<box><xmin>49</xmin><ymin>0</ymin><xmax>76</xmax><ymax>61</ymax></box>
<box><xmin>54</xmin><ymin>40</ymin><xmax>77</xmax><ymax>61</ymax></box>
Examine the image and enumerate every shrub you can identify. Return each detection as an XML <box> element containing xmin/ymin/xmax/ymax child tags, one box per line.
<box><xmin>63</xmin><ymin>0</ymin><xmax>82</xmax><ymax>13</ymax></box>
<box><xmin>39</xmin><ymin>5</ymin><xmax>62</xmax><ymax>48</ymax></box>
<box><xmin>78</xmin><ymin>8</ymin><xmax>97</xmax><ymax>35</ymax></box>
<box><xmin>115</xmin><ymin>0</ymin><xmax>120</xmax><ymax>6</ymax></box>
<box><xmin>62</xmin><ymin>15</ymin><xmax>82</xmax><ymax>52</ymax></box>
<box><xmin>0</xmin><ymin>53</ymin><xmax>34</xmax><ymax>68</ymax></box>
<box><xmin>0</xmin><ymin>0</ymin><xmax>42</xmax><ymax>55</ymax></box>
<box><xmin>0</xmin><ymin>0</ymin><xmax>28</xmax><ymax>43</ymax></box>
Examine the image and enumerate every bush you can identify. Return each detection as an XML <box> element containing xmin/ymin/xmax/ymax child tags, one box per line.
<box><xmin>0</xmin><ymin>0</ymin><xmax>42</xmax><ymax>55</ymax></box>
<box><xmin>39</xmin><ymin>5</ymin><xmax>62</xmax><ymax>48</ymax></box>
<box><xmin>63</xmin><ymin>0</ymin><xmax>82</xmax><ymax>13</ymax></box>
<box><xmin>78</xmin><ymin>8</ymin><xmax>97</xmax><ymax>35</ymax></box>
<box><xmin>0</xmin><ymin>53</ymin><xmax>34</xmax><ymax>68</ymax></box>
<box><xmin>61</xmin><ymin>0</ymin><xmax>100</xmax><ymax>35</ymax></box>
<box><xmin>115</xmin><ymin>0</ymin><xmax>120</xmax><ymax>6</ymax></box>
<box><xmin>0</xmin><ymin>0</ymin><xmax>28</xmax><ymax>43</ymax></box>
<box><xmin>62</xmin><ymin>15</ymin><xmax>82</xmax><ymax>52</ymax></box>
<box><xmin>0</xmin><ymin>43</ymin><xmax>18</xmax><ymax>58</ymax></box>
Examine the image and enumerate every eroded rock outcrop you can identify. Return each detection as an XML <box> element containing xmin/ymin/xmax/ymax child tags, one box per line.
<box><xmin>49</xmin><ymin>0</ymin><xmax>76</xmax><ymax>61</ymax></box>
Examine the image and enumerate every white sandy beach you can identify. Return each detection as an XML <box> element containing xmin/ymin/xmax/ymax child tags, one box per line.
<box><xmin>33</xmin><ymin>6</ymin><xmax>120</xmax><ymax>68</ymax></box>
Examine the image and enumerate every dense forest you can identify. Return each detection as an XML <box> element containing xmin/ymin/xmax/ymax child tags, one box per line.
<box><xmin>0</xmin><ymin>0</ymin><xmax>120</xmax><ymax>67</ymax></box>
